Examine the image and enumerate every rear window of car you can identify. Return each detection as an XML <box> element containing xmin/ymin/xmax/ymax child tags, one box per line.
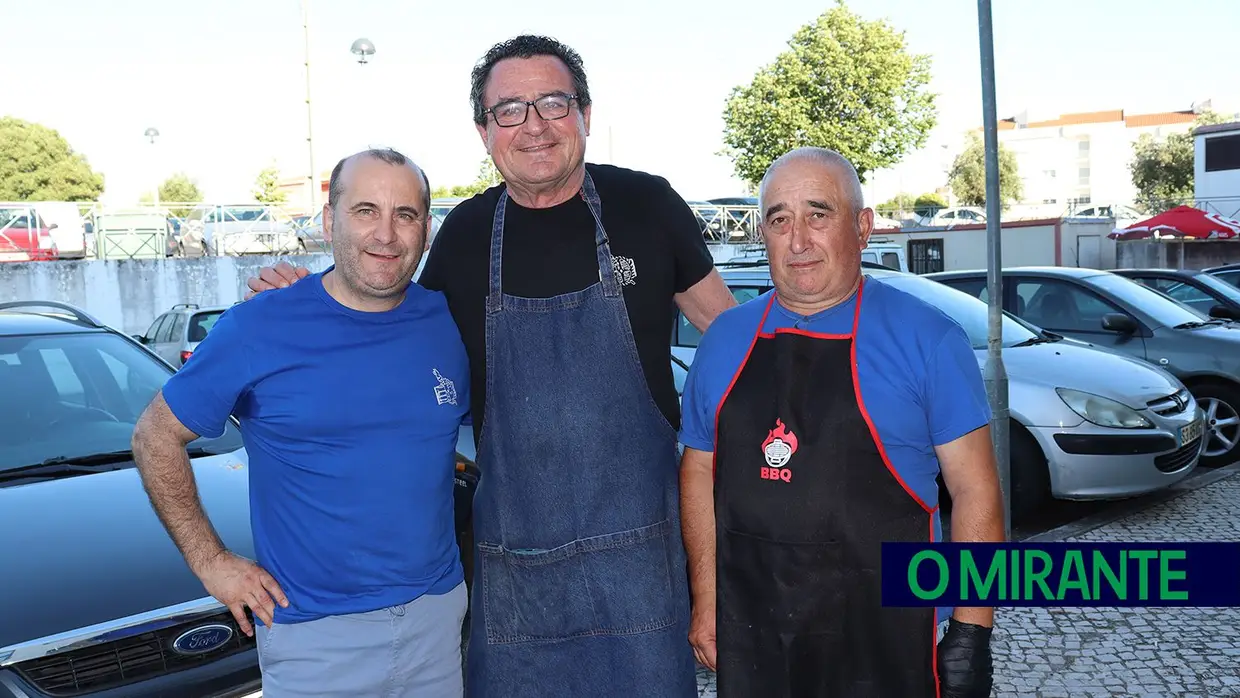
<box><xmin>187</xmin><ymin>311</ymin><xmax>223</xmax><ymax>342</ymax></box>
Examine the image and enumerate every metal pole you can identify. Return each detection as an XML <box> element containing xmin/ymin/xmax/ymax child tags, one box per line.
<box><xmin>302</xmin><ymin>0</ymin><xmax>318</xmax><ymax>214</ymax></box>
<box><xmin>978</xmin><ymin>0</ymin><xmax>1010</xmax><ymax>540</ymax></box>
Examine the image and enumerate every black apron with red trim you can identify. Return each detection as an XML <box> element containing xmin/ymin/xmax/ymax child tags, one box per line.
<box><xmin>714</xmin><ymin>279</ymin><xmax>940</xmax><ymax>698</ymax></box>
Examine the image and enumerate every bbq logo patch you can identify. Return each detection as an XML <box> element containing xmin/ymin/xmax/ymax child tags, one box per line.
<box><xmin>761</xmin><ymin>418</ymin><xmax>798</xmax><ymax>482</ymax></box>
<box><xmin>432</xmin><ymin>368</ymin><xmax>457</xmax><ymax>406</ymax></box>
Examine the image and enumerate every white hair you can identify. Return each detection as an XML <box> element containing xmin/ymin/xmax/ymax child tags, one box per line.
<box><xmin>757</xmin><ymin>147</ymin><xmax>865</xmax><ymax>217</ymax></box>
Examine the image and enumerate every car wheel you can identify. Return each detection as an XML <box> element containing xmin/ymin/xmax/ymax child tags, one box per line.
<box><xmin>936</xmin><ymin>420</ymin><xmax>1048</xmax><ymax>527</ymax></box>
<box><xmin>1008</xmin><ymin>422</ymin><xmax>1051</xmax><ymax>522</ymax></box>
<box><xmin>1188</xmin><ymin>381</ymin><xmax>1240</xmax><ymax>467</ymax></box>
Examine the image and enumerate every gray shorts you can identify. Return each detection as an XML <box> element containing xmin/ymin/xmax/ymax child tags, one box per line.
<box><xmin>256</xmin><ymin>581</ymin><xmax>467</xmax><ymax>698</ymax></box>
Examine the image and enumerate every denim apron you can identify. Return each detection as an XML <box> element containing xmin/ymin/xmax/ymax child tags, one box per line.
<box><xmin>463</xmin><ymin>171</ymin><xmax>697</xmax><ymax>698</ymax></box>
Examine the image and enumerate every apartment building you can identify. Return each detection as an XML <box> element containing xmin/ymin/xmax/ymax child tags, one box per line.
<box><xmin>992</xmin><ymin>106</ymin><xmax>1207</xmax><ymax>215</ymax></box>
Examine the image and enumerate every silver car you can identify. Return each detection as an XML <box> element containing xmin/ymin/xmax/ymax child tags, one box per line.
<box><xmin>672</xmin><ymin>263</ymin><xmax>1203</xmax><ymax>521</ymax></box>
<box><xmin>133</xmin><ymin>303</ymin><xmax>231</xmax><ymax>368</ymax></box>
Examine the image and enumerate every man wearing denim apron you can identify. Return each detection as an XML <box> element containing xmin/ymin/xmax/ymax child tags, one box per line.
<box><xmin>246</xmin><ymin>36</ymin><xmax>737</xmax><ymax>696</ymax></box>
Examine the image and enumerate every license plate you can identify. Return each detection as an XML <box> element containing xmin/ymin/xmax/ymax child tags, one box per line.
<box><xmin>1180</xmin><ymin>419</ymin><xmax>1203</xmax><ymax>446</ymax></box>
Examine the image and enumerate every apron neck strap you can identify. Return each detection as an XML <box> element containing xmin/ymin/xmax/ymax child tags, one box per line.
<box><xmin>487</xmin><ymin>167</ymin><xmax>620</xmax><ymax>313</ymax></box>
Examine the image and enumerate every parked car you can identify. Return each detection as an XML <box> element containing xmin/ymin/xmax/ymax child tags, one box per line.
<box><xmin>1112</xmin><ymin>267</ymin><xmax>1240</xmax><ymax>321</ymax></box>
<box><xmin>181</xmin><ymin>206</ymin><xmax>301</xmax><ymax>256</ymax></box>
<box><xmin>133</xmin><ymin>303</ymin><xmax>233</xmax><ymax>367</ymax></box>
<box><xmin>927</xmin><ymin>266</ymin><xmax>1240</xmax><ymax>466</ymax></box>
<box><xmin>671</xmin><ymin>263</ymin><xmax>1204</xmax><ymax>520</ymax></box>
<box><xmin>1203</xmin><ymin>262</ymin><xmax>1240</xmax><ymax>291</ymax></box>
<box><xmin>0</xmin><ymin>206</ymin><xmax>58</xmax><ymax>262</ymax></box>
<box><xmin>31</xmin><ymin>202</ymin><xmax>89</xmax><ymax>260</ymax></box>
<box><xmin>724</xmin><ymin>244</ymin><xmax>908</xmax><ymax>273</ymax></box>
<box><xmin>0</xmin><ymin>300</ymin><xmax>480</xmax><ymax>695</ymax></box>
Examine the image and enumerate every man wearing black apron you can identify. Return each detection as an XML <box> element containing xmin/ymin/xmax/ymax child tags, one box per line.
<box><xmin>679</xmin><ymin>147</ymin><xmax>1005</xmax><ymax>697</ymax></box>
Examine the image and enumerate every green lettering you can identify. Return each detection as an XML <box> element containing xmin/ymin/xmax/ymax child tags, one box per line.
<box><xmin>1160</xmin><ymin>550</ymin><xmax>1188</xmax><ymax>601</ymax></box>
<box><xmin>1058</xmin><ymin>550</ymin><xmax>1090</xmax><ymax>601</ymax></box>
<box><xmin>909</xmin><ymin>551</ymin><xmax>949</xmax><ymax>600</ymax></box>
<box><xmin>1129</xmin><ymin>550</ymin><xmax>1158</xmax><ymax>600</ymax></box>
<box><xmin>962</xmin><ymin>550</ymin><xmax>1005</xmax><ymax>602</ymax></box>
<box><xmin>1023</xmin><ymin>550</ymin><xmax>1055</xmax><ymax>600</ymax></box>
<box><xmin>1092</xmin><ymin>550</ymin><xmax>1126</xmax><ymax>600</ymax></box>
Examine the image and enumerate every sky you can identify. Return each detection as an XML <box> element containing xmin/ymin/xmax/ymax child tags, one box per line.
<box><xmin>3</xmin><ymin>0</ymin><xmax>1237</xmax><ymax>210</ymax></box>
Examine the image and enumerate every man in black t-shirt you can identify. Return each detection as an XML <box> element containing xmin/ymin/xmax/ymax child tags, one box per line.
<box><xmin>246</xmin><ymin>34</ymin><xmax>735</xmax><ymax>698</ymax></box>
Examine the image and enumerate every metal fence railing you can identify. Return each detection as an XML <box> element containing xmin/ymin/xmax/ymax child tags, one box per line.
<box><xmin>4</xmin><ymin>196</ymin><xmax>1237</xmax><ymax>261</ymax></box>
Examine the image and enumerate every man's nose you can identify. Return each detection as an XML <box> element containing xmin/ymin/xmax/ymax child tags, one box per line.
<box><xmin>372</xmin><ymin>215</ymin><xmax>396</xmax><ymax>243</ymax></box>
<box><xmin>789</xmin><ymin>215</ymin><xmax>812</xmax><ymax>254</ymax></box>
<box><xmin>521</xmin><ymin>107</ymin><xmax>550</xmax><ymax>135</ymax></box>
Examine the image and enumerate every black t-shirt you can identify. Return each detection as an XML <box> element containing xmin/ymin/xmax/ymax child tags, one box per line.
<box><xmin>419</xmin><ymin>163</ymin><xmax>715</xmax><ymax>444</ymax></box>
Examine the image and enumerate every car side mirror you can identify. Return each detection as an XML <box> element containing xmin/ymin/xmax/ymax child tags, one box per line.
<box><xmin>131</xmin><ymin>334</ymin><xmax>147</xmax><ymax>344</ymax></box>
<box><xmin>48</xmin><ymin>223</ymin><xmax>58</xmax><ymax>230</ymax></box>
<box><xmin>1209</xmin><ymin>304</ymin><xmax>1239</xmax><ymax>321</ymax></box>
<box><xmin>1101</xmin><ymin>313</ymin><xmax>1138</xmax><ymax>334</ymax></box>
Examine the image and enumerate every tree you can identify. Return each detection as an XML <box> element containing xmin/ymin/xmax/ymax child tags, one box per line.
<box><xmin>430</xmin><ymin>158</ymin><xmax>503</xmax><ymax>198</ymax></box>
<box><xmin>876</xmin><ymin>193</ymin><xmax>916</xmax><ymax>216</ymax></box>
<box><xmin>140</xmin><ymin>173</ymin><xmax>203</xmax><ymax>216</ymax></box>
<box><xmin>948</xmin><ymin>131</ymin><xmax>1023</xmax><ymax>209</ymax></box>
<box><xmin>720</xmin><ymin>1</ymin><xmax>937</xmax><ymax>186</ymax></box>
<box><xmin>913</xmin><ymin>192</ymin><xmax>948</xmax><ymax>218</ymax></box>
<box><xmin>1129</xmin><ymin>110</ymin><xmax>1229</xmax><ymax>213</ymax></box>
<box><xmin>252</xmin><ymin>164</ymin><xmax>287</xmax><ymax>205</ymax></box>
<box><xmin>0</xmin><ymin>116</ymin><xmax>105</xmax><ymax>201</ymax></box>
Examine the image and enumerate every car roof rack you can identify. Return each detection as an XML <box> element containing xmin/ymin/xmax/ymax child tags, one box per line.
<box><xmin>171</xmin><ymin>303</ymin><xmax>200</xmax><ymax>310</ymax></box>
<box><xmin>0</xmin><ymin>301</ymin><xmax>105</xmax><ymax>328</ymax></box>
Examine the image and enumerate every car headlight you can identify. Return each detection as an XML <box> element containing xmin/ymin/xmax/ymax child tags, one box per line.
<box><xmin>1055</xmin><ymin>388</ymin><xmax>1152</xmax><ymax>429</ymax></box>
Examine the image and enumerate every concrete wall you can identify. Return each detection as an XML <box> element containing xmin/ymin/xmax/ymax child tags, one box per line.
<box><xmin>1116</xmin><ymin>239</ymin><xmax>1240</xmax><ymax>269</ymax></box>
<box><xmin>0</xmin><ymin>254</ymin><xmax>334</xmax><ymax>337</ymax></box>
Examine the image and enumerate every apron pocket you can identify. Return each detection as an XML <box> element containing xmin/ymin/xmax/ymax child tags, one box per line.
<box><xmin>719</xmin><ymin>526</ymin><xmax>844</xmax><ymax>634</ymax></box>
<box><xmin>478</xmin><ymin>519</ymin><xmax>678</xmax><ymax>645</ymax></box>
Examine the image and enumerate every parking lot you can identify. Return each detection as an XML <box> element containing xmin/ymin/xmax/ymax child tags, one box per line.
<box><xmin>695</xmin><ymin>459</ymin><xmax>1240</xmax><ymax>698</ymax></box>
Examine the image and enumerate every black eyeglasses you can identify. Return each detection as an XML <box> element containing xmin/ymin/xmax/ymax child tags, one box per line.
<box><xmin>485</xmin><ymin>93</ymin><xmax>578</xmax><ymax>128</ymax></box>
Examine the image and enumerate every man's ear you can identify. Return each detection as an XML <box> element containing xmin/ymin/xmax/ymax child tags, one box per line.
<box><xmin>322</xmin><ymin>204</ymin><xmax>334</xmax><ymax>244</ymax></box>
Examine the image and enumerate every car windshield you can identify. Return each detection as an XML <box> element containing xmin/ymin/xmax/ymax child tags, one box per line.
<box><xmin>876</xmin><ymin>275</ymin><xmax>1041</xmax><ymax>348</ymax></box>
<box><xmin>0</xmin><ymin>332</ymin><xmax>243</xmax><ymax>477</ymax></box>
<box><xmin>1085</xmin><ymin>273</ymin><xmax>1209</xmax><ymax>326</ymax></box>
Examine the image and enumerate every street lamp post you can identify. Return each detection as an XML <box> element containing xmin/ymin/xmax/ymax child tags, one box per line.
<box><xmin>300</xmin><ymin>0</ymin><xmax>317</xmax><ymax>214</ymax></box>
<box><xmin>145</xmin><ymin>127</ymin><xmax>160</xmax><ymax>207</ymax></box>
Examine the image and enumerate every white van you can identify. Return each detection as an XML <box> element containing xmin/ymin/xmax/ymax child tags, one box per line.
<box><xmin>32</xmin><ymin>202</ymin><xmax>89</xmax><ymax>259</ymax></box>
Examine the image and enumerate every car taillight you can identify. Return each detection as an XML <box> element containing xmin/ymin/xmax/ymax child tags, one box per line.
<box><xmin>180</xmin><ymin>350</ymin><xmax>193</xmax><ymax>364</ymax></box>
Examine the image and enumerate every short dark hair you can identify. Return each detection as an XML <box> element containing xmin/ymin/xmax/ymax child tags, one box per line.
<box><xmin>470</xmin><ymin>35</ymin><xmax>592</xmax><ymax>126</ymax></box>
<box><xmin>327</xmin><ymin>148</ymin><xmax>431</xmax><ymax>219</ymax></box>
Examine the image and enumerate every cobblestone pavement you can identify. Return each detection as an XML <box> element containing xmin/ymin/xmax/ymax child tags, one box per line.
<box><xmin>695</xmin><ymin>468</ymin><xmax>1240</xmax><ymax>697</ymax></box>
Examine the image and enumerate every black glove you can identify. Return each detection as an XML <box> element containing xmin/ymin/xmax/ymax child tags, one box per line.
<box><xmin>936</xmin><ymin>618</ymin><xmax>994</xmax><ymax>698</ymax></box>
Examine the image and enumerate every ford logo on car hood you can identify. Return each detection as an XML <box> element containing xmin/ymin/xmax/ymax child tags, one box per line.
<box><xmin>171</xmin><ymin>623</ymin><xmax>234</xmax><ymax>655</ymax></box>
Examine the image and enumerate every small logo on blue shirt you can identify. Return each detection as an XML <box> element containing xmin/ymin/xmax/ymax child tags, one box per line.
<box><xmin>433</xmin><ymin>368</ymin><xmax>457</xmax><ymax>406</ymax></box>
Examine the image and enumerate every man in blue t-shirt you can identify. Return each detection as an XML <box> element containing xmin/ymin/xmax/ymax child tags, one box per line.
<box><xmin>132</xmin><ymin>148</ymin><xmax>470</xmax><ymax>697</ymax></box>
<box><xmin>678</xmin><ymin>147</ymin><xmax>1005</xmax><ymax>698</ymax></box>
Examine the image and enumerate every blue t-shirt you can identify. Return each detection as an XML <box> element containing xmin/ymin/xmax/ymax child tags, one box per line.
<box><xmin>162</xmin><ymin>269</ymin><xmax>470</xmax><ymax>624</ymax></box>
<box><xmin>680</xmin><ymin>276</ymin><xmax>990</xmax><ymax>540</ymax></box>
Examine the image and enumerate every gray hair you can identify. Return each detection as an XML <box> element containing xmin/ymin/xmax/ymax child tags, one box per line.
<box><xmin>758</xmin><ymin>147</ymin><xmax>865</xmax><ymax>218</ymax></box>
<box><xmin>470</xmin><ymin>35</ymin><xmax>592</xmax><ymax>127</ymax></box>
<box><xmin>327</xmin><ymin>148</ymin><xmax>431</xmax><ymax>220</ymax></box>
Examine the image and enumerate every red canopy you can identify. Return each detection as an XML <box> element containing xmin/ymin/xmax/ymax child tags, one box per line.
<box><xmin>1109</xmin><ymin>205</ymin><xmax>1240</xmax><ymax>240</ymax></box>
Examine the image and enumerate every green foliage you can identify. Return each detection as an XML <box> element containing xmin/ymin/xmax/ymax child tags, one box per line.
<box><xmin>877</xmin><ymin>193</ymin><xmax>916</xmax><ymax>215</ymax></box>
<box><xmin>0</xmin><ymin>116</ymin><xmax>105</xmax><ymax>201</ymax></box>
<box><xmin>431</xmin><ymin>158</ymin><xmax>503</xmax><ymax>198</ymax></box>
<box><xmin>139</xmin><ymin>172</ymin><xmax>203</xmax><ymax>216</ymax></box>
<box><xmin>1129</xmin><ymin>110</ymin><xmax>1230</xmax><ymax>213</ymax></box>
<box><xmin>720</xmin><ymin>1</ymin><xmax>937</xmax><ymax>186</ymax></box>
<box><xmin>948</xmin><ymin>131</ymin><xmax>1023</xmax><ymax>209</ymax></box>
<box><xmin>913</xmin><ymin>192</ymin><xmax>948</xmax><ymax>217</ymax></box>
<box><xmin>252</xmin><ymin>164</ymin><xmax>287</xmax><ymax>205</ymax></box>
